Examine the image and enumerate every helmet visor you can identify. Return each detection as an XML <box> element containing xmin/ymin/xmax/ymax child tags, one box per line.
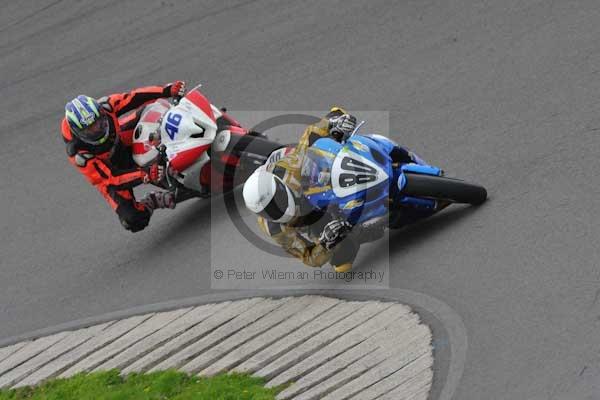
<box><xmin>79</xmin><ymin>114</ymin><xmax>110</xmax><ymax>145</ymax></box>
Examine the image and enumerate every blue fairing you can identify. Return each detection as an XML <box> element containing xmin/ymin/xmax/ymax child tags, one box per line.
<box><xmin>301</xmin><ymin>133</ymin><xmax>444</xmax><ymax>225</ymax></box>
<box><xmin>364</xmin><ymin>134</ymin><xmax>398</xmax><ymax>155</ymax></box>
<box><xmin>311</xmin><ymin>137</ymin><xmax>342</xmax><ymax>154</ymax></box>
<box><xmin>301</xmin><ymin>135</ymin><xmax>394</xmax><ymax>224</ymax></box>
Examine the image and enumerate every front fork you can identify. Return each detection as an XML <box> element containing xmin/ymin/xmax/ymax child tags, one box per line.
<box><xmin>393</xmin><ymin>161</ymin><xmax>443</xmax><ymax>211</ymax></box>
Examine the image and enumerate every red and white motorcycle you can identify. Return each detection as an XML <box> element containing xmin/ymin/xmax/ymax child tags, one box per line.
<box><xmin>132</xmin><ymin>84</ymin><xmax>284</xmax><ymax>198</ymax></box>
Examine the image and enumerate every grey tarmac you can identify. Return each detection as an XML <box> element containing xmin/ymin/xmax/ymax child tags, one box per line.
<box><xmin>2</xmin><ymin>1</ymin><xmax>600</xmax><ymax>399</ymax></box>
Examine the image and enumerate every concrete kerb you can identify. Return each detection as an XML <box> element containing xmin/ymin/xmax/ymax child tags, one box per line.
<box><xmin>0</xmin><ymin>289</ymin><xmax>467</xmax><ymax>400</ymax></box>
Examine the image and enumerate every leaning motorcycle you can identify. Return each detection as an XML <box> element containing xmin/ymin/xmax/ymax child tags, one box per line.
<box><xmin>298</xmin><ymin>127</ymin><xmax>487</xmax><ymax>233</ymax></box>
<box><xmin>131</xmin><ymin>84</ymin><xmax>284</xmax><ymax>197</ymax></box>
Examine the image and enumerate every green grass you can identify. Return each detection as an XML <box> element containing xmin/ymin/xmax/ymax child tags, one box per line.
<box><xmin>0</xmin><ymin>370</ymin><xmax>284</xmax><ymax>400</ymax></box>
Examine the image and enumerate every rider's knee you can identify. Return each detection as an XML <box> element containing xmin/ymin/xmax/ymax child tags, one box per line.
<box><xmin>333</xmin><ymin>263</ymin><xmax>353</xmax><ymax>273</ymax></box>
<box><xmin>117</xmin><ymin>204</ymin><xmax>151</xmax><ymax>232</ymax></box>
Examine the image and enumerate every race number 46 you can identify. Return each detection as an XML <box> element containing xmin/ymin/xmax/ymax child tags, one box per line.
<box><xmin>165</xmin><ymin>112</ymin><xmax>182</xmax><ymax>140</ymax></box>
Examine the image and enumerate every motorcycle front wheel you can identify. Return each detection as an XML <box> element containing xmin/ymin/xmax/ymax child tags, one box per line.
<box><xmin>402</xmin><ymin>172</ymin><xmax>487</xmax><ymax>205</ymax></box>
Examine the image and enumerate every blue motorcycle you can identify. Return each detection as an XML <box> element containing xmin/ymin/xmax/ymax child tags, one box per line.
<box><xmin>300</xmin><ymin>129</ymin><xmax>487</xmax><ymax>231</ymax></box>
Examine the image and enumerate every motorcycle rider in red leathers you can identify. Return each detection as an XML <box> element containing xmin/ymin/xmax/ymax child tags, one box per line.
<box><xmin>61</xmin><ymin>81</ymin><xmax>186</xmax><ymax>232</ymax></box>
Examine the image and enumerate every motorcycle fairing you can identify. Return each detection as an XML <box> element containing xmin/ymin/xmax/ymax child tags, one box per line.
<box><xmin>302</xmin><ymin>135</ymin><xmax>392</xmax><ymax>224</ymax></box>
<box><xmin>132</xmin><ymin>99</ymin><xmax>171</xmax><ymax>166</ymax></box>
<box><xmin>132</xmin><ymin>85</ymin><xmax>224</xmax><ymax>191</ymax></box>
<box><xmin>164</xmin><ymin>87</ymin><xmax>218</xmax><ymax>169</ymax></box>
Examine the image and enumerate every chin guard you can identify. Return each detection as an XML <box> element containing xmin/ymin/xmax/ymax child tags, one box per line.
<box><xmin>74</xmin><ymin>152</ymin><xmax>95</xmax><ymax>167</ymax></box>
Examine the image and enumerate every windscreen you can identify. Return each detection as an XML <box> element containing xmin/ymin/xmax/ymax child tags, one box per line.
<box><xmin>139</xmin><ymin>99</ymin><xmax>170</xmax><ymax>124</ymax></box>
<box><xmin>300</xmin><ymin>147</ymin><xmax>335</xmax><ymax>192</ymax></box>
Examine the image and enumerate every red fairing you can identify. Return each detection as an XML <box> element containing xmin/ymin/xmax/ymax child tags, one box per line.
<box><xmin>220</xmin><ymin>112</ymin><xmax>243</xmax><ymax>128</ymax></box>
<box><xmin>169</xmin><ymin>145</ymin><xmax>210</xmax><ymax>172</ymax></box>
<box><xmin>201</xmin><ymin>163</ymin><xmax>233</xmax><ymax>193</ymax></box>
<box><xmin>228</xmin><ymin>125</ymin><xmax>247</xmax><ymax>135</ymax></box>
<box><xmin>132</xmin><ymin>142</ymin><xmax>153</xmax><ymax>155</ymax></box>
<box><xmin>200</xmin><ymin>163</ymin><xmax>211</xmax><ymax>186</ymax></box>
<box><xmin>221</xmin><ymin>153</ymin><xmax>240</xmax><ymax>166</ymax></box>
<box><xmin>185</xmin><ymin>89</ymin><xmax>215</xmax><ymax>123</ymax></box>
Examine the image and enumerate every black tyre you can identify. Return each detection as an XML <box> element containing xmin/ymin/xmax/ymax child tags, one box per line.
<box><xmin>225</xmin><ymin>134</ymin><xmax>283</xmax><ymax>165</ymax></box>
<box><xmin>402</xmin><ymin>172</ymin><xmax>487</xmax><ymax>205</ymax></box>
<box><xmin>213</xmin><ymin>134</ymin><xmax>284</xmax><ymax>183</ymax></box>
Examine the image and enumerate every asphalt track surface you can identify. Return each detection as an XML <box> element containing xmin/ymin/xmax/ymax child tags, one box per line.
<box><xmin>1</xmin><ymin>1</ymin><xmax>600</xmax><ymax>399</ymax></box>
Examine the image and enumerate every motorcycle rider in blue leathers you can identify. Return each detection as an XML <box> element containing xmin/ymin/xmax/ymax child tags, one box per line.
<box><xmin>243</xmin><ymin>108</ymin><xmax>431</xmax><ymax>272</ymax></box>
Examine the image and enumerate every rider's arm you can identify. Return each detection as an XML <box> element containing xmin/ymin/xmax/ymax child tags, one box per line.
<box><xmin>257</xmin><ymin>218</ymin><xmax>331</xmax><ymax>268</ymax></box>
<box><xmin>293</xmin><ymin>107</ymin><xmax>351</xmax><ymax>156</ymax></box>
<box><xmin>293</xmin><ymin>119</ymin><xmax>330</xmax><ymax>158</ymax></box>
<box><xmin>102</xmin><ymin>84</ymin><xmax>177</xmax><ymax>117</ymax></box>
<box><xmin>89</xmin><ymin>160</ymin><xmax>147</xmax><ymax>189</ymax></box>
<box><xmin>67</xmin><ymin>152</ymin><xmax>146</xmax><ymax>206</ymax></box>
<box><xmin>67</xmin><ymin>152</ymin><xmax>152</xmax><ymax>231</ymax></box>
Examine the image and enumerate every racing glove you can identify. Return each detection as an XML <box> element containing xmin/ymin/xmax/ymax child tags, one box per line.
<box><xmin>319</xmin><ymin>219</ymin><xmax>353</xmax><ymax>250</ymax></box>
<box><xmin>140</xmin><ymin>191</ymin><xmax>176</xmax><ymax>210</ymax></box>
<box><xmin>164</xmin><ymin>81</ymin><xmax>186</xmax><ymax>99</ymax></box>
<box><xmin>329</xmin><ymin>113</ymin><xmax>357</xmax><ymax>142</ymax></box>
<box><xmin>143</xmin><ymin>163</ymin><xmax>165</xmax><ymax>184</ymax></box>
